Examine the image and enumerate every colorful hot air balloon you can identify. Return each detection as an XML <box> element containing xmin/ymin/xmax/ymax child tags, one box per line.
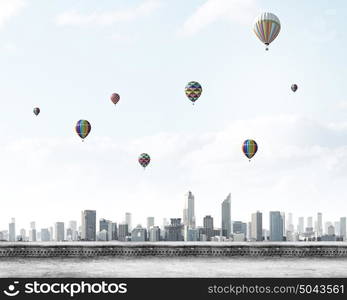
<box><xmin>138</xmin><ymin>153</ymin><xmax>150</xmax><ymax>169</ymax></box>
<box><xmin>242</xmin><ymin>139</ymin><xmax>258</xmax><ymax>161</ymax></box>
<box><xmin>75</xmin><ymin>120</ymin><xmax>91</xmax><ymax>141</ymax></box>
<box><xmin>110</xmin><ymin>93</ymin><xmax>120</xmax><ymax>105</ymax></box>
<box><xmin>291</xmin><ymin>84</ymin><xmax>298</xmax><ymax>92</ymax></box>
<box><xmin>33</xmin><ymin>107</ymin><xmax>40</xmax><ymax>116</ymax></box>
<box><xmin>185</xmin><ymin>81</ymin><xmax>202</xmax><ymax>104</ymax></box>
<box><xmin>253</xmin><ymin>12</ymin><xmax>281</xmax><ymax>50</ymax></box>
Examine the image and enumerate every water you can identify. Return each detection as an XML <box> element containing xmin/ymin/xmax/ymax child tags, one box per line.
<box><xmin>1</xmin><ymin>257</ymin><xmax>347</xmax><ymax>277</ymax></box>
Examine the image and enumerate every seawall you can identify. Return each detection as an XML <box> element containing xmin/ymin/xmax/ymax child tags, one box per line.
<box><xmin>1</xmin><ymin>242</ymin><xmax>347</xmax><ymax>257</ymax></box>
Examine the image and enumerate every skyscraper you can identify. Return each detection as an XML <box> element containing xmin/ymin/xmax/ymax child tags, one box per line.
<box><xmin>125</xmin><ymin>212</ymin><xmax>132</xmax><ymax>232</ymax></box>
<box><xmin>81</xmin><ymin>210</ymin><xmax>96</xmax><ymax>241</ymax></box>
<box><xmin>149</xmin><ymin>226</ymin><xmax>161</xmax><ymax>241</ymax></box>
<box><xmin>54</xmin><ymin>222</ymin><xmax>65</xmax><ymax>241</ymax></box>
<box><xmin>251</xmin><ymin>211</ymin><xmax>263</xmax><ymax>241</ymax></box>
<box><xmin>317</xmin><ymin>213</ymin><xmax>323</xmax><ymax>237</ymax></box>
<box><xmin>29</xmin><ymin>221</ymin><xmax>36</xmax><ymax>242</ymax></box>
<box><xmin>9</xmin><ymin>218</ymin><xmax>16</xmax><ymax>242</ymax></box>
<box><xmin>340</xmin><ymin>217</ymin><xmax>346</xmax><ymax>241</ymax></box>
<box><xmin>183</xmin><ymin>191</ymin><xmax>195</xmax><ymax>229</ymax></box>
<box><xmin>270</xmin><ymin>211</ymin><xmax>283</xmax><ymax>241</ymax></box>
<box><xmin>41</xmin><ymin>228</ymin><xmax>50</xmax><ymax>241</ymax></box>
<box><xmin>118</xmin><ymin>223</ymin><xmax>129</xmax><ymax>241</ymax></box>
<box><xmin>147</xmin><ymin>217</ymin><xmax>155</xmax><ymax>231</ymax></box>
<box><xmin>203</xmin><ymin>215</ymin><xmax>214</xmax><ymax>241</ymax></box>
<box><xmin>307</xmin><ymin>216</ymin><xmax>313</xmax><ymax>229</ymax></box>
<box><xmin>165</xmin><ymin>218</ymin><xmax>184</xmax><ymax>241</ymax></box>
<box><xmin>297</xmin><ymin>217</ymin><xmax>304</xmax><ymax>233</ymax></box>
<box><xmin>221</xmin><ymin>193</ymin><xmax>231</xmax><ymax>237</ymax></box>
<box><xmin>99</xmin><ymin>219</ymin><xmax>112</xmax><ymax>241</ymax></box>
<box><xmin>111</xmin><ymin>222</ymin><xmax>118</xmax><ymax>240</ymax></box>
<box><xmin>131</xmin><ymin>225</ymin><xmax>147</xmax><ymax>242</ymax></box>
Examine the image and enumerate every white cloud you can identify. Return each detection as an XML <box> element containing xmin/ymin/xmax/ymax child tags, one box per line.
<box><xmin>1</xmin><ymin>114</ymin><xmax>347</xmax><ymax>231</ymax></box>
<box><xmin>56</xmin><ymin>0</ymin><xmax>161</xmax><ymax>26</ymax></box>
<box><xmin>179</xmin><ymin>0</ymin><xmax>258</xmax><ymax>36</ymax></box>
<box><xmin>0</xmin><ymin>0</ymin><xmax>26</xmax><ymax>29</ymax></box>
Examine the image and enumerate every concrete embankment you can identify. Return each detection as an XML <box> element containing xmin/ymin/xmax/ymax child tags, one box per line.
<box><xmin>1</xmin><ymin>242</ymin><xmax>347</xmax><ymax>257</ymax></box>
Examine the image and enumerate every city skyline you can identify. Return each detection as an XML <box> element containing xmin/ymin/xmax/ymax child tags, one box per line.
<box><xmin>1</xmin><ymin>191</ymin><xmax>346</xmax><ymax>242</ymax></box>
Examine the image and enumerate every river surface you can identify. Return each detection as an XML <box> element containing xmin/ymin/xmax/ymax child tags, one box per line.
<box><xmin>1</xmin><ymin>257</ymin><xmax>347</xmax><ymax>277</ymax></box>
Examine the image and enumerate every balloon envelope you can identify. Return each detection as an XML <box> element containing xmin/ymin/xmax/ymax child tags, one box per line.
<box><xmin>291</xmin><ymin>84</ymin><xmax>298</xmax><ymax>92</ymax></box>
<box><xmin>185</xmin><ymin>81</ymin><xmax>202</xmax><ymax>104</ymax></box>
<box><xmin>33</xmin><ymin>107</ymin><xmax>40</xmax><ymax>116</ymax></box>
<box><xmin>75</xmin><ymin>120</ymin><xmax>91</xmax><ymax>140</ymax></box>
<box><xmin>138</xmin><ymin>153</ymin><xmax>150</xmax><ymax>168</ymax></box>
<box><xmin>253</xmin><ymin>12</ymin><xmax>281</xmax><ymax>49</ymax></box>
<box><xmin>110</xmin><ymin>93</ymin><xmax>120</xmax><ymax>105</ymax></box>
<box><xmin>242</xmin><ymin>139</ymin><xmax>258</xmax><ymax>160</ymax></box>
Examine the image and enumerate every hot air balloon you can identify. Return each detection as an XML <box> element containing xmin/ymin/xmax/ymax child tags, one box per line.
<box><xmin>33</xmin><ymin>107</ymin><xmax>40</xmax><ymax>116</ymax></box>
<box><xmin>185</xmin><ymin>81</ymin><xmax>202</xmax><ymax>105</ymax></box>
<box><xmin>110</xmin><ymin>93</ymin><xmax>120</xmax><ymax>105</ymax></box>
<box><xmin>75</xmin><ymin>120</ymin><xmax>91</xmax><ymax>141</ymax></box>
<box><xmin>138</xmin><ymin>153</ymin><xmax>150</xmax><ymax>169</ymax></box>
<box><xmin>253</xmin><ymin>12</ymin><xmax>281</xmax><ymax>50</ymax></box>
<box><xmin>291</xmin><ymin>84</ymin><xmax>298</xmax><ymax>92</ymax></box>
<box><xmin>242</xmin><ymin>139</ymin><xmax>258</xmax><ymax>161</ymax></box>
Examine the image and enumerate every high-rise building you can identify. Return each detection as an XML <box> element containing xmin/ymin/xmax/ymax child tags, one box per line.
<box><xmin>325</xmin><ymin>222</ymin><xmax>333</xmax><ymax>234</ymax></box>
<box><xmin>125</xmin><ymin>212</ymin><xmax>132</xmax><ymax>232</ymax></box>
<box><xmin>297</xmin><ymin>217</ymin><xmax>304</xmax><ymax>233</ymax></box>
<box><xmin>147</xmin><ymin>217</ymin><xmax>155</xmax><ymax>231</ymax></box>
<box><xmin>9</xmin><ymin>218</ymin><xmax>16</xmax><ymax>242</ymax></box>
<box><xmin>49</xmin><ymin>227</ymin><xmax>53</xmax><ymax>241</ymax></box>
<box><xmin>99</xmin><ymin>219</ymin><xmax>112</xmax><ymax>241</ymax></box>
<box><xmin>221</xmin><ymin>193</ymin><xmax>231</xmax><ymax>237</ymax></box>
<box><xmin>307</xmin><ymin>217</ymin><xmax>313</xmax><ymax>229</ymax></box>
<box><xmin>183</xmin><ymin>191</ymin><xmax>195</xmax><ymax>229</ymax></box>
<box><xmin>149</xmin><ymin>226</ymin><xmax>161</xmax><ymax>241</ymax></box>
<box><xmin>55</xmin><ymin>222</ymin><xmax>65</xmax><ymax>241</ymax></box>
<box><xmin>165</xmin><ymin>218</ymin><xmax>184</xmax><ymax>241</ymax></box>
<box><xmin>328</xmin><ymin>225</ymin><xmax>335</xmax><ymax>236</ymax></box>
<box><xmin>287</xmin><ymin>213</ymin><xmax>294</xmax><ymax>232</ymax></box>
<box><xmin>81</xmin><ymin>210</ymin><xmax>96</xmax><ymax>241</ymax></box>
<box><xmin>68</xmin><ymin>221</ymin><xmax>78</xmax><ymax>241</ymax></box>
<box><xmin>233</xmin><ymin>221</ymin><xmax>247</xmax><ymax>235</ymax></box>
<box><xmin>203</xmin><ymin>215</ymin><xmax>214</xmax><ymax>241</ymax></box>
<box><xmin>340</xmin><ymin>217</ymin><xmax>346</xmax><ymax>240</ymax></box>
<box><xmin>29</xmin><ymin>221</ymin><xmax>36</xmax><ymax>242</ymax></box>
<box><xmin>19</xmin><ymin>229</ymin><xmax>26</xmax><ymax>241</ymax></box>
<box><xmin>41</xmin><ymin>228</ymin><xmax>50</xmax><ymax>241</ymax></box>
<box><xmin>334</xmin><ymin>221</ymin><xmax>340</xmax><ymax>236</ymax></box>
<box><xmin>111</xmin><ymin>222</ymin><xmax>118</xmax><ymax>240</ymax></box>
<box><xmin>251</xmin><ymin>211</ymin><xmax>263</xmax><ymax>241</ymax></box>
<box><xmin>317</xmin><ymin>213</ymin><xmax>323</xmax><ymax>237</ymax></box>
<box><xmin>118</xmin><ymin>223</ymin><xmax>129</xmax><ymax>241</ymax></box>
<box><xmin>270</xmin><ymin>211</ymin><xmax>283</xmax><ymax>241</ymax></box>
<box><xmin>131</xmin><ymin>225</ymin><xmax>147</xmax><ymax>242</ymax></box>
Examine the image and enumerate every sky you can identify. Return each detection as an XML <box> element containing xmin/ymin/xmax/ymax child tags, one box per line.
<box><xmin>1</xmin><ymin>0</ymin><xmax>347</xmax><ymax>232</ymax></box>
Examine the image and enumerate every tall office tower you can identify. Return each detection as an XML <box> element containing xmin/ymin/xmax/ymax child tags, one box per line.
<box><xmin>68</xmin><ymin>221</ymin><xmax>78</xmax><ymax>241</ymax></box>
<box><xmin>297</xmin><ymin>217</ymin><xmax>304</xmax><ymax>233</ymax></box>
<box><xmin>161</xmin><ymin>218</ymin><xmax>169</xmax><ymax>239</ymax></box>
<box><xmin>328</xmin><ymin>225</ymin><xmax>335</xmax><ymax>236</ymax></box>
<box><xmin>307</xmin><ymin>217</ymin><xmax>313</xmax><ymax>228</ymax></box>
<box><xmin>9</xmin><ymin>218</ymin><xmax>16</xmax><ymax>242</ymax></box>
<box><xmin>99</xmin><ymin>219</ymin><xmax>112</xmax><ymax>241</ymax></box>
<box><xmin>334</xmin><ymin>221</ymin><xmax>340</xmax><ymax>236</ymax></box>
<box><xmin>55</xmin><ymin>222</ymin><xmax>65</xmax><ymax>241</ymax></box>
<box><xmin>149</xmin><ymin>226</ymin><xmax>161</xmax><ymax>241</ymax></box>
<box><xmin>81</xmin><ymin>210</ymin><xmax>96</xmax><ymax>241</ymax></box>
<box><xmin>287</xmin><ymin>213</ymin><xmax>294</xmax><ymax>232</ymax></box>
<box><xmin>49</xmin><ymin>227</ymin><xmax>54</xmax><ymax>241</ymax></box>
<box><xmin>203</xmin><ymin>215</ymin><xmax>214</xmax><ymax>241</ymax></box>
<box><xmin>317</xmin><ymin>213</ymin><xmax>323</xmax><ymax>237</ymax></box>
<box><xmin>147</xmin><ymin>217</ymin><xmax>155</xmax><ymax>231</ymax></box>
<box><xmin>131</xmin><ymin>225</ymin><xmax>147</xmax><ymax>242</ymax></box>
<box><xmin>281</xmin><ymin>212</ymin><xmax>286</xmax><ymax>236</ymax></box>
<box><xmin>111</xmin><ymin>222</ymin><xmax>118</xmax><ymax>240</ymax></box>
<box><xmin>164</xmin><ymin>218</ymin><xmax>184</xmax><ymax>241</ymax></box>
<box><xmin>118</xmin><ymin>223</ymin><xmax>129</xmax><ymax>241</ymax></box>
<box><xmin>19</xmin><ymin>229</ymin><xmax>26</xmax><ymax>241</ymax></box>
<box><xmin>325</xmin><ymin>222</ymin><xmax>333</xmax><ymax>234</ymax></box>
<box><xmin>340</xmin><ymin>217</ymin><xmax>346</xmax><ymax>240</ymax></box>
<box><xmin>233</xmin><ymin>221</ymin><xmax>247</xmax><ymax>235</ymax></box>
<box><xmin>183</xmin><ymin>191</ymin><xmax>196</xmax><ymax>229</ymax></box>
<box><xmin>41</xmin><ymin>228</ymin><xmax>50</xmax><ymax>241</ymax></box>
<box><xmin>270</xmin><ymin>211</ymin><xmax>283</xmax><ymax>241</ymax></box>
<box><xmin>251</xmin><ymin>211</ymin><xmax>263</xmax><ymax>241</ymax></box>
<box><xmin>221</xmin><ymin>193</ymin><xmax>231</xmax><ymax>237</ymax></box>
<box><xmin>125</xmin><ymin>212</ymin><xmax>132</xmax><ymax>232</ymax></box>
<box><xmin>29</xmin><ymin>221</ymin><xmax>36</xmax><ymax>242</ymax></box>
<box><xmin>247</xmin><ymin>222</ymin><xmax>252</xmax><ymax>241</ymax></box>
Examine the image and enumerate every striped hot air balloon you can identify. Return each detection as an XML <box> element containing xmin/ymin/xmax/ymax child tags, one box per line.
<box><xmin>253</xmin><ymin>12</ymin><xmax>281</xmax><ymax>50</ymax></box>
<box><xmin>242</xmin><ymin>139</ymin><xmax>258</xmax><ymax>161</ymax></box>
<box><xmin>185</xmin><ymin>81</ymin><xmax>202</xmax><ymax>105</ymax></box>
<box><xmin>138</xmin><ymin>153</ymin><xmax>150</xmax><ymax>169</ymax></box>
<box><xmin>75</xmin><ymin>120</ymin><xmax>91</xmax><ymax>141</ymax></box>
